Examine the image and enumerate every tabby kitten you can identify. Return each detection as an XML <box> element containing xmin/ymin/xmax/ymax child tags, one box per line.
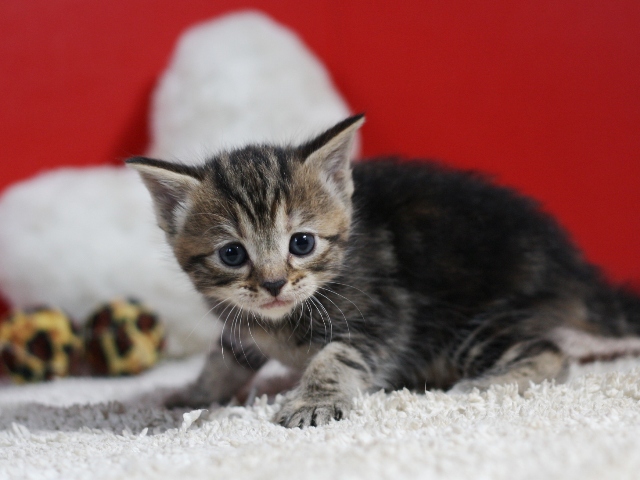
<box><xmin>127</xmin><ymin>115</ymin><xmax>640</xmax><ymax>428</ymax></box>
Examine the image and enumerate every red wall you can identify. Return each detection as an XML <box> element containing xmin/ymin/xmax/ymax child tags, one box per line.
<box><xmin>1</xmin><ymin>1</ymin><xmax>639</xmax><ymax>291</ymax></box>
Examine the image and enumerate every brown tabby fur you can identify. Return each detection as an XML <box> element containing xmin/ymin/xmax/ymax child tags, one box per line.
<box><xmin>127</xmin><ymin>115</ymin><xmax>640</xmax><ymax>428</ymax></box>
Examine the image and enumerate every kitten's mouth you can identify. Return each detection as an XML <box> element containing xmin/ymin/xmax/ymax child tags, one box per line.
<box><xmin>260</xmin><ymin>299</ymin><xmax>293</xmax><ymax>310</ymax></box>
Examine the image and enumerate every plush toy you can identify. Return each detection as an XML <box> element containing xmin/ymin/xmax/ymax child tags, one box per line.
<box><xmin>0</xmin><ymin>299</ymin><xmax>166</xmax><ymax>383</ymax></box>
<box><xmin>0</xmin><ymin>307</ymin><xmax>83</xmax><ymax>383</ymax></box>
<box><xmin>84</xmin><ymin>299</ymin><xmax>165</xmax><ymax>376</ymax></box>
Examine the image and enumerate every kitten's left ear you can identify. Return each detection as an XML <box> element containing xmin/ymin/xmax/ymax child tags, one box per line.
<box><xmin>299</xmin><ymin>114</ymin><xmax>365</xmax><ymax>198</ymax></box>
<box><xmin>126</xmin><ymin>156</ymin><xmax>203</xmax><ymax>236</ymax></box>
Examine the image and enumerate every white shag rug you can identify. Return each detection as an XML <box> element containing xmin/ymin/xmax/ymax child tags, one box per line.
<box><xmin>2</xmin><ymin>357</ymin><xmax>640</xmax><ymax>480</ymax></box>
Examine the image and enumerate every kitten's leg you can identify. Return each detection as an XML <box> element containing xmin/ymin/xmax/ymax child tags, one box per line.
<box><xmin>165</xmin><ymin>333</ymin><xmax>267</xmax><ymax>409</ymax></box>
<box><xmin>450</xmin><ymin>339</ymin><xmax>568</xmax><ymax>394</ymax></box>
<box><xmin>275</xmin><ymin>342</ymin><xmax>372</xmax><ymax>428</ymax></box>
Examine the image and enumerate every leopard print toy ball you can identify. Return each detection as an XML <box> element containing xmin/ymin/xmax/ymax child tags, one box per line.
<box><xmin>84</xmin><ymin>299</ymin><xmax>165</xmax><ymax>376</ymax></box>
<box><xmin>0</xmin><ymin>307</ymin><xmax>83</xmax><ymax>383</ymax></box>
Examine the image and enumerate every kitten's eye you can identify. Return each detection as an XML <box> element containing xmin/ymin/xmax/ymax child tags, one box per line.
<box><xmin>289</xmin><ymin>233</ymin><xmax>315</xmax><ymax>256</ymax></box>
<box><xmin>219</xmin><ymin>243</ymin><xmax>247</xmax><ymax>267</ymax></box>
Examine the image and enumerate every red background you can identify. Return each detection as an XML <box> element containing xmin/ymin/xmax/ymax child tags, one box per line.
<box><xmin>1</xmin><ymin>1</ymin><xmax>639</xmax><ymax>311</ymax></box>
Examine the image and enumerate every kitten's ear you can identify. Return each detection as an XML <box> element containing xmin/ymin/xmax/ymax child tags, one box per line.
<box><xmin>126</xmin><ymin>156</ymin><xmax>202</xmax><ymax>235</ymax></box>
<box><xmin>299</xmin><ymin>114</ymin><xmax>365</xmax><ymax>198</ymax></box>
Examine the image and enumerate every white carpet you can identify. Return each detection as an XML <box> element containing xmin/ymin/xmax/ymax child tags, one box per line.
<box><xmin>2</xmin><ymin>356</ymin><xmax>640</xmax><ymax>480</ymax></box>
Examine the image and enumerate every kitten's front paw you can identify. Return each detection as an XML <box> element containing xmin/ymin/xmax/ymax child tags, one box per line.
<box><xmin>275</xmin><ymin>396</ymin><xmax>350</xmax><ymax>428</ymax></box>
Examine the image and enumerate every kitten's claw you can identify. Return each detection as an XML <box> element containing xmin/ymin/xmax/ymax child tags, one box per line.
<box><xmin>276</xmin><ymin>398</ymin><xmax>349</xmax><ymax>428</ymax></box>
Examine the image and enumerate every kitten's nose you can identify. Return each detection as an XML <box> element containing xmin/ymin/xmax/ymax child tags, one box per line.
<box><xmin>261</xmin><ymin>279</ymin><xmax>287</xmax><ymax>297</ymax></box>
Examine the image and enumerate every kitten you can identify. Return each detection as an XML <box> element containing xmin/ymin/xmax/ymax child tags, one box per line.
<box><xmin>127</xmin><ymin>114</ymin><xmax>640</xmax><ymax>428</ymax></box>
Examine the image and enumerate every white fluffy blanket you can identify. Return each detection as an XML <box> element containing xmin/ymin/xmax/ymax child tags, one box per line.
<box><xmin>2</xmin><ymin>356</ymin><xmax>640</xmax><ymax>480</ymax></box>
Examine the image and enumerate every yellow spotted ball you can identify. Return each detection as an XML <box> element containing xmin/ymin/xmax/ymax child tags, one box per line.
<box><xmin>84</xmin><ymin>299</ymin><xmax>165</xmax><ymax>376</ymax></box>
<box><xmin>0</xmin><ymin>307</ymin><xmax>83</xmax><ymax>383</ymax></box>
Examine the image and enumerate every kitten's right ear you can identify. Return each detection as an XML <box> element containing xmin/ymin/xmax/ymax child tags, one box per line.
<box><xmin>126</xmin><ymin>156</ymin><xmax>202</xmax><ymax>235</ymax></box>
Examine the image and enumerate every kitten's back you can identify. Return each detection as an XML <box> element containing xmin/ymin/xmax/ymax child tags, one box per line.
<box><xmin>351</xmin><ymin>158</ymin><xmax>589</xmax><ymax>306</ymax></box>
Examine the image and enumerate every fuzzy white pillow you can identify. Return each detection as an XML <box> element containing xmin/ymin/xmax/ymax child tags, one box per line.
<box><xmin>148</xmin><ymin>10</ymin><xmax>356</xmax><ymax>161</ymax></box>
<box><xmin>0</xmin><ymin>11</ymin><xmax>353</xmax><ymax>356</ymax></box>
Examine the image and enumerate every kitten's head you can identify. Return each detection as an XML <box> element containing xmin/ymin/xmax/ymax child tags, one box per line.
<box><xmin>127</xmin><ymin>115</ymin><xmax>364</xmax><ymax>320</ymax></box>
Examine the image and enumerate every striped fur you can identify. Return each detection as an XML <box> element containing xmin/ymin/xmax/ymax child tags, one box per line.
<box><xmin>128</xmin><ymin>114</ymin><xmax>640</xmax><ymax>428</ymax></box>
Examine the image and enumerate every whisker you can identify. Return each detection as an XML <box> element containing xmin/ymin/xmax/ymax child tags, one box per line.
<box><xmin>229</xmin><ymin>306</ymin><xmax>245</xmax><ymax>367</ymax></box>
<box><xmin>213</xmin><ymin>302</ymin><xmax>234</xmax><ymax>357</ymax></box>
<box><xmin>303</xmin><ymin>299</ymin><xmax>314</xmax><ymax>353</ymax></box>
<box><xmin>234</xmin><ymin>308</ymin><xmax>253</xmax><ymax>371</ymax></box>
<box><xmin>325</xmin><ymin>281</ymin><xmax>376</xmax><ymax>303</ymax></box>
<box><xmin>248</xmin><ymin>311</ymin><xmax>267</xmax><ymax>360</ymax></box>
<box><xmin>187</xmin><ymin>298</ymin><xmax>230</xmax><ymax>342</ymax></box>
<box><xmin>219</xmin><ymin>304</ymin><xmax>237</xmax><ymax>365</ymax></box>
<box><xmin>287</xmin><ymin>292</ymin><xmax>306</xmax><ymax>342</ymax></box>
<box><xmin>309</xmin><ymin>294</ymin><xmax>331</xmax><ymax>344</ymax></box>
<box><xmin>317</xmin><ymin>286</ymin><xmax>367</xmax><ymax>329</ymax></box>
<box><xmin>314</xmin><ymin>291</ymin><xmax>350</xmax><ymax>344</ymax></box>
<box><xmin>251</xmin><ymin>308</ymin><xmax>276</xmax><ymax>340</ymax></box>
